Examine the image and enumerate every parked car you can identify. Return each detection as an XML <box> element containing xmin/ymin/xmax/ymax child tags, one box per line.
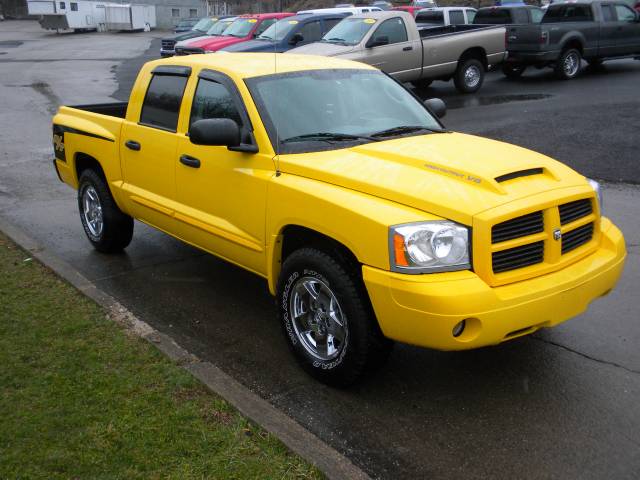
<box><xmin>371</xmin><ymin>1</ymin><xmax>393</xmax><ymax>10</ymax></box>
<box><xmin>161</xmin><ymin>16</ymin><xmax>232</xmax><ymax>57</ymax></box>
<box><xmin>174</xmin><ymin>16</ymin><xmax>237</xmax><ymax>51</ymax></box>
<box><xmin>392</xmin><ymin>6</ymin><xmax>424</xmax><ymax>17</ymax></box>
<box><xmin>289</xmin><ymin>11</ymin><xmax>507</xmax><ymax>93</ymax></box>
<box><xmin>175</xmin><ymin>13</ymin><xmax>294</xmax><ymax>55</ymax></box>
<box><xmin>503</xmin><ymin>0</ymin><xmax>640</xmax><ymax>79</ymax></box>
<box><xmin>51</xmin><ymin>53</ymin><xmax>624</xmax><ymax>385</ymax></box>
<box><xmin>472</xmin><ymin>5</ymin><xmax>544</xmax><ymax>25</ymax></box>
<box><xmin>173</xmin><ymin>18</ymin><xmax>198</xmax><ymax>33</ymax></box>
<box><xmin>415</xmin><ymin>7</ymin><xmax>478</xmax><ymax>27</ymax></box>
<box><xmin>298</xmin><ymin>6</ymin><xmax>383</xmax><ymax>15</ymax></box>
<box><xmin>221</xmin><ymin>13</ymin><xmax>349</xmax><ymax>53</ymax></box>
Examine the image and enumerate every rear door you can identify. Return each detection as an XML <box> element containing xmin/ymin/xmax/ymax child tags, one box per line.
<box><xmin>359</xmin><ymin>16</ymin><xmax>422</xmax><ymax>81</ymax></box>
<box><xmin>120</xmin><ymin>66</ymin><xmax>190</xmax><ymax>233</ymax></box>
<box><xmin>598</xmin><ymin>3</ymin><xmax>620</xmax><ymax>56</ymax></box>
<box><xmin>613</xmin><ymin>3</ymin><xmax>640</xmax><ymax>53</ymax></box>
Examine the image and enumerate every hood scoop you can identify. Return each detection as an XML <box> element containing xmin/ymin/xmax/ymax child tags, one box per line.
<box><xmin>495</xmin><ymin>168</ymin><xmax>544</xmax><ymax>183</ymax></box>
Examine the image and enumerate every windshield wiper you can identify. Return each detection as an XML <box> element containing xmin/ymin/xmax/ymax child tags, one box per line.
<box><xmin>370</xmin><ymin>125</ymin><xmax>441</xmax><ymax>138</ymax></box>
<box><xmin>281</xmin><ymin>132</ymin><xmax>379</xmax><ymax>144</ymax></box>
<box><xmin>257</xmin><ymin>35</ymin><xmax>274</xmax><ymax>41</ymax></box>
<box><xmin>321</xmin><ymin>37</ymin><xmax>349</xmax><ymax>44</ymax></box>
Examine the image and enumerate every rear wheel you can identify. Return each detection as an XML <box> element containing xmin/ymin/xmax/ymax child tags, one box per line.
<box><xmin>502</xmin><ymin>63</ymin><xmax>526</xmax><ymax>79</ymax></box>
<box><xmin>78</xmin><ymin>169</ymin><xmax>133</xmax><ymax>253</ymax></box>
<box><xmin>454</xmin><ymin>58</ymin><xmax>484</xmax><ymax>93</ymax></box>
<box><xmin>554</xmin><ymin>48</ymin><xmax>582</xmax><ymax>80</ymax></box>
<box><xmin>277</xmin><ymin>247</ymin><xmax>392</xmax><ymax>387</ymax></box>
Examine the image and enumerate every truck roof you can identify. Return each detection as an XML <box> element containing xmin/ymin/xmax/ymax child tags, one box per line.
<box><xmin>347</xmin><ymin>10</ymin><xmax>414</xmax><ymax>20</ymax></box>
<box><xmin>149</xmin><ymin>52</ymin><xmax>375</xmax><ymax>79</ymax></box>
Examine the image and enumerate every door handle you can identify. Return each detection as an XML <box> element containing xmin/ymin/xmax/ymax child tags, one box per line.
<box><xmin>125</xmin><ymin>140</ymin><xmax>141</xmax><ymax>151</ymax></box>
<box><xmin>403</xmin><ymin>46</ymin><xmax>413</xmax><ymax>51</ymax></box>
<box><xmin>180</xmin><ymin>154</ymin><xmax>201</xmax><ymax>168</ymax></box>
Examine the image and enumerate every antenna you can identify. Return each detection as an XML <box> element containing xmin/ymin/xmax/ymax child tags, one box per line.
<box><xmin>273</xmin><ymin>13</ymin><xmax>281</xmax><ymax>177</ymax></box>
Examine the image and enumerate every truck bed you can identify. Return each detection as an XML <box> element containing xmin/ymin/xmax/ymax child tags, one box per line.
<box><xmin>70</xmin><ymin>102</ymin><xmax>128</xmax><ymax>119</ymax></box>
<box><xmin>418</xmin><ymin>24</ymin><xmax>502</xmax><ymax>39</ymax></box>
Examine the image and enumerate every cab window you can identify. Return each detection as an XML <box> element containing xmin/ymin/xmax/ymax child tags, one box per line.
<box><xmin>139</xmin><ymin>74</ymin><xmax>188</xmax><ymax>131</ymax></box>
<box><xmin>255</xmin><ymin>18</ymin><xmax>276</xmax><ymax>36</ymax></box>
<box><xmin>530</xmin><ymin>8</ymin><xmax>544</xmax><ymax>23</ymax></box>
<box><xmin>601</xmin><ymin>4</ymin><xmax>615</xmax><ymax>21</ymax></box>
<box><xmin>298</xmin><ymin>20</ymin><xmax>322</xmax><ymax>43</ymax></box>
<box><xmin>466</xmin><ymin>10</ymin><xmax>477</xmax><ymax>23</ymax></box>
<box><xmin>373</xmin><ymin>17</ymin><xmax>408</xmax><ymax>44</ymax></box>
<box><xmin>449</xmin><ymin>10</ymin><xmax>466</xmax><ymax>25</ymax></box>
<box><xmin>614</xmin><ymin>4</ymin><xmax>636</xmax><ymax>21</ymax></box>
<box><xmin>512</xmin><ymin>9</ymin><xmax>529</xmax><ymax>23</ymax></box>
<box><xmin>190</xmin><ymin>78</ymin><xmax>243</xmax><ymax>127</ymax></box>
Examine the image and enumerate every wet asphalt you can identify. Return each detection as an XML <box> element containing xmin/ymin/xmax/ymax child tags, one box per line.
<box><xmin>1</xmin><ymin>22</ymin><xmax>640</xmax><ymax>479</ymax></box>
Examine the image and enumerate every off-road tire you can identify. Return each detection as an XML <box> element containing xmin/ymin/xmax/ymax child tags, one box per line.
<box><xmin>78</xmin><ymin>169</ymin><xmax>133</xmax><ymax>253</ymax></box>
<box><xmin>277</xmin><ymin>247</ymin><xmax>392</xmax><ymax>387</ymax></box>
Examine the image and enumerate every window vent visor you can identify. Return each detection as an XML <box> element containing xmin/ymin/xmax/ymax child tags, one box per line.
<box><xmin>495</xmin><ymin>168</ymin><xmax>544</xmax><ymax>183</ymax></box>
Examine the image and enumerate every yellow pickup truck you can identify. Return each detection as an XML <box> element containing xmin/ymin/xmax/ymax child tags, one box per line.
<box><xmin>52</xmin><ymin>53</ymin><xmax>625</xmax><ymax>386</ymax></box>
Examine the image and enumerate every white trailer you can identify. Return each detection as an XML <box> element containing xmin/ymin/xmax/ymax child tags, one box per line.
<box><xmin>105</xmin><ymin>4</ymin><xmax>156</xmax><ymax>31</ymax></box>
<box><xmin>27</xmin><ymin>0</ymin><xmax>112</xmax><ymax>32</ymax></box>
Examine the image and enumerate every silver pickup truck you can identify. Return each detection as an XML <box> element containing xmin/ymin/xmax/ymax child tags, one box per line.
<box><xmin>288</xmin><ymin>10</ymin><xmax>507</xmax><ymax>93</ymax></box>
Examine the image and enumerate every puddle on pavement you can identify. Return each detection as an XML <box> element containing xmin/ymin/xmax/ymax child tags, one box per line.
<box><xmin>446</xmin><ymin>93</ymin><xmax>553</xmax><ymax>110</ymax></box>
<box><xmin>0</xmin><ymin>41</ymin><xmax>24</xmax><ymax>48</ymax></box>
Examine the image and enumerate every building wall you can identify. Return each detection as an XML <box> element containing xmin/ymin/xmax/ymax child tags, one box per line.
<box><xmin>130</xmin><ymin>0</ymin><xmax>208</xmax><ymax>29</ymax></box>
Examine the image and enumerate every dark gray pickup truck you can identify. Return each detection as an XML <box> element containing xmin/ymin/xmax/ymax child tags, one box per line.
<box><xmin>503</xmin><ymin>0</ymin><xmax>640</xmax><ymax>79</ymax></box>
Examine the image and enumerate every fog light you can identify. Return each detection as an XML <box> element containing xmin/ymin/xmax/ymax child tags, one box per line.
<box><xmin>452</xmin><ymin>320</ymin><xmax>466</xmax><ymax>338</ymax></box>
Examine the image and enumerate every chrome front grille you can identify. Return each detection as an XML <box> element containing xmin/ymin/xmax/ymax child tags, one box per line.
<box><xmin>161</xmin><ymin>39</ymin><xmax>176</xmax><ymax>50</ymax></box>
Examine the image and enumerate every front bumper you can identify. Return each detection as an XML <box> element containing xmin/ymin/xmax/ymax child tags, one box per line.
<box><xmin>363</xmin><ymin>218</ymin><xmax>625</xmax><ymax>350</ymax></box>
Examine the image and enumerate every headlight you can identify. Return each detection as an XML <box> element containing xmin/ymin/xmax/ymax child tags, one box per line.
<box><xmin>390</xmin><ymin>221</ymin><xmax>470</xmax><ymax>273</ymax></box>
<box><xmin>587</xmin><ymin>178</ymin><xmax>603</xmax><ymax>215</ymax></box>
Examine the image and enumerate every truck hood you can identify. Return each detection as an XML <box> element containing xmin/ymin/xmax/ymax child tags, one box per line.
<box><xmin>221</xmin><ymin>39</ymin><xmax>286</xmax><ymax>53</ymax></box>
<box><xmin>288</xmin><ymin>41</ymin><xmax>356</xmax><ymax>57</ymax></box>
<box><xmin>187</xmin><ymin>35</ymin><xmax>247</xmax><ymax>51</ymax></box>
<box><xmin>277</xmin><ymin>132</ymin><xmax>587</xmax><ymax>225</ymax></box>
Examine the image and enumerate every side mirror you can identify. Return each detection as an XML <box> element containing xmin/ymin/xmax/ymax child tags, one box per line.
<box><xmin>424</xmin><ymin>98</ymin><xmax>446</xmax><ymax>119</ymax></box>
<box><xmin>289</xmin><ymin>32</ymin><xmax>304</xmax><ymax>45</ymax></box>
<box><xmin>189</xmin><ymin>118</ymin><xmax>240</xmax><ymax>147</ymax></box>
<box><xmin>366</xmin><ymin>35</ymin><xmax>389</xmax><ymax>48</ymax></box>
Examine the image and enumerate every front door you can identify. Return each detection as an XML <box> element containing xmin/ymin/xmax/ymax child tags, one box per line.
<box><xmin>598</xmin><ymin>4</ymin><xmax>620</xmax><ymax>57</ymax></box>
<box><xmin>120</xmin><ymin>68</ymin><xmax>190</xmax><ymax>233</ymax></box>
<box><xmin>359</xmin><ymin>17</ymin><xmax>422</xmax><ymax>82</ymax></box>
<box><xmin>174</xmin><ymin>71</ymin><xmax>273</xmax><ymax>275</ymax></box>
<box><xmin>613</xmin><ymin>4</ymin><xmax>640</xmax><ymax>54</ymax></box>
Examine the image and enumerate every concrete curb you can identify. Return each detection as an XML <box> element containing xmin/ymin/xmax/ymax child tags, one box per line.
<box><xmin>0</xmin><ymin>216</ymin><xmax>371</xmax><ymax>480</ymax></box>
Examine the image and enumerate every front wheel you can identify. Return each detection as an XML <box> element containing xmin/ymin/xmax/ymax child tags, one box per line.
<box><xmin>78</xmin><ymin>169</ymin><xmax>133</xmax><ymax>253</ymax></box>
<box><xmin>277</xmin><ymin>248</ymin><xmax>392</xmax><ymax>387</ymax></box>
<box><xmin>554</xmin><ymin>48</ymin><xmax>582</xmax><ymax>80</ymax></box>
<box><xmin>502</xmin><ymin>63</ymin><xmax>526</xmax><ymax>79</ymax></box>
<box><xmin>454</xmin><ymin>58</ymin><xmax>485</xmax><ymax>93</ymax></box>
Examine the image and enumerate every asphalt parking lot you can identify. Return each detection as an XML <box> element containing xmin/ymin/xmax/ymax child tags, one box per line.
<box><xmin>1</xmin><ymin>21</ymin><xmax>639</xmax><ymax>479</ymax></box>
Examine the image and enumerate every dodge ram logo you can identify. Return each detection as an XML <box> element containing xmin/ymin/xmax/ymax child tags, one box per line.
<box><xmin>553</xmin><ymin>229</ymin><xmax>562</xmax><ymax>241</ymax></box>
<box><xmin>53</xmin><ymin>134</ymin><xmax>64</xmax><ymax>152</ymax></box>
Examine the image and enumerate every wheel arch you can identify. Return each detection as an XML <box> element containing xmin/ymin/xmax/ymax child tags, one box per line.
<box><xmin>560</xmin><ymin>36</ymin><xmax>584</xmax><ymax>55</ymax></box>
<box><xmin>458</xmin><ymin>46</ymin><xmax>488</xmax><ymax>71</ymax></box>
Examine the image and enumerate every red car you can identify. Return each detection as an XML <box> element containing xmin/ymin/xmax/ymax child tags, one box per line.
<box><xmin>391</xmin><ymin>6</ymin><xmax>423</xmax><ymax>17</ymax></box>
<box><xmin>176</xmin><ymin>13</ymin><xmax>294</xmax><ymax>54</ymax></box>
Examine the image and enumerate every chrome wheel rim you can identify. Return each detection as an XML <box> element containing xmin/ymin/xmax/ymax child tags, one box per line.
<box><xmin>289</xmin><ymin>276</ymin><xmax>348</xmax><ymax>361</ymax></box>
<box><xmin>563</xmin><ymin>52</ymin><xmax>580</xmax><ymax>77</ymax></box>
<box><xmin>465</xmin><ymin>65</ymin><xmax>481</xmax><ymax>88</ymax></box>
<box><xmin>82</xmin><ymin>185</ymin><xmax>103</xmax><ymax>238</ymax></box>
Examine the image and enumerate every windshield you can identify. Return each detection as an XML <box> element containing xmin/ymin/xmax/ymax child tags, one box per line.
<box><xmin>193</xmin><ymin>18</ymin><xmax>214</xmax><ymax>32</ymax></box>
<box><xmin>224</xmin><ymin>18</ymin><xmax>259</xmax><ymax>37</ymax></box>
<box><xmin>258</xmin><ymin>18</ymin><xmax>299</xmax><ymax>41</ymax></box>
<box><xmin>321</xmin><ymin>17</ymin><xmax>377</xmax><ymax>45</ymax></box>
<box><xmin>246</xmin><ymin>69</ymin><xmax>442</xmax><ymax>154</ymax></box>
<box><xmin>207</xmin><ymin>19</ymin><xmax>234</xmax><ymax>35</ymax></box>
<box><xmin>416</xmin><ymin>11</ymin><xmax>444</xmax><ymax>24</ymax></box>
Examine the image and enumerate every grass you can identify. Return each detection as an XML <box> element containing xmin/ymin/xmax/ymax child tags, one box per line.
<box><xmin>0</xmin><ymin>232</ymin><xmax>322</xmax><ymax>479</ymax></box>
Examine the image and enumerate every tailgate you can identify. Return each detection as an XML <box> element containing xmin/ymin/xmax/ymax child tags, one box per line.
<box><xmin>506</xmin><ymin>25</ymin><xmax>545</xmax><ymax>52</ymax></box>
